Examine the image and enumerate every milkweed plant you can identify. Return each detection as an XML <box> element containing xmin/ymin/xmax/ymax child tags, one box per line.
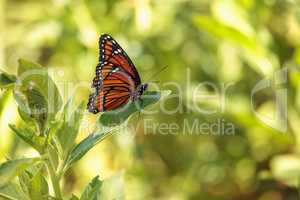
<box><xmin>0</xmin><ymin>59</ymin><xmax>166</xmax><ymax>200</ymax></box>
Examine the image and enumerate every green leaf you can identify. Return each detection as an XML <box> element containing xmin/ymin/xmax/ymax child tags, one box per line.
<box><xmin>13</xmin><ymin>88</ymin><xmax>31</xmax><ymax>120</ymax></box>
<box><xmin>65</xmin><ymin>127</ymin><xmax>118</xmax><ymax>169</ymax></box>
<box><xmin>99</xmin><ymin>91</ymin><xmax>163</xmax><ymax>126</ymax></box>
<box><xmin>0</xmin><ymin>182</ymin><xmax>30</xmax><ymax>200</ymax></box>
<box><xmin>27</xmin><ymin>172</ymin><xmax>49</xmax><ymax>200</ymax></box>
<box><xmin>19</xmin><ymin>165</ymin><xmax>49</xmax><ymax>200</ymax></box>
<box><xmin>13</xmin><ymin>85</ymin><xmax>48</xmax><ymax>135</ymax></box>
<box><xmin>17</xmin><ymin>107</ymin><xmax>35</xmax><ymax>125</ymax></box>
<box><xmin>47</xmin><ymin>144</ymin><xmax>59</xmax><ymax>171</ymax></box>
<box><xmin>18</xmin><ymin>170</ymin><xmax>30</xmax><ymax>196</ymax></box>
<box><xmin>17</xmin><ymin>59</ymin><xmax>42</xmax><ymax>76</ymax></box>
<box><xmin>0</xmin><ymin>72</ymin><xmax>16</xmax><ymax>88</ymax></box>
<box><xmin>56</xmin><ymin>101</ymin><xmax>85</xmax><ymax>158</ymax></box>
<box><xmin>18</xmin><ymin>164</ymin><xmax>42</xmax><ymax>192</ymax></box>
<box><xmin>9</xmin><ymin>124</ymin><xmax>46</xmax><ymax>153</ymax></box>
<box><xmin>0</xmin><ymin>158</ymin><xmax>40</xmax><ymax>187</ymax></box>
<box><xmin>47</xmin><ymin>120</ymin><xmax>64</xmax><ymax>159</ymax></box>
<box><xmin>17</xmin><ymin>59</ymin><xmax>62</xmax><ymax>122</ymax></box>
<box><xmin>80</xmin><ymin>176</ymin><xmax>102</xmax><ymax>200</ymax></box>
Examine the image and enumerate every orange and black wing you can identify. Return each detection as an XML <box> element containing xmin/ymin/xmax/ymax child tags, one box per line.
<box><xmin>87</xmin><ymin>34</ymin><xmax>141</xmax><ymax>113</ymax></box>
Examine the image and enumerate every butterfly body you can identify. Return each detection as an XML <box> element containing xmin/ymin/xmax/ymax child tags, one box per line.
<box><xmin>87</xmin><ymin>34</ymin><xmax>147</xmax><ymax>113</ymax></box>
<box><xmin>132</xmin><ymin>83</ymin><xmax>148</xmax><ymax>101</ymax></box>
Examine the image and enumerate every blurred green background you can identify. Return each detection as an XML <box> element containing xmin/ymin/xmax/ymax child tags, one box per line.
<box><xmin>1</xmin><ymin>0</ymin><xmax>300</xmax><ymax>199</ymax></box>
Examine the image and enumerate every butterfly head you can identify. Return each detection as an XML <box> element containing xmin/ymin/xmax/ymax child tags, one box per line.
<box><xmin>132</xmin><ymin>83</ymin><xmax>148</xmax><ymax>101</ymax></box>
<box><xmin>139</xmin><ymin>83</ymin><xmax>148</xmax><ymax>95</ymax></box>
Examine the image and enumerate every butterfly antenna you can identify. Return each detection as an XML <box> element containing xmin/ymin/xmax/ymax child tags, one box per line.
<box><xmin>145</xmin><ymin>66</ymin><xmax>168</xmax><ymax>82</ymax></box>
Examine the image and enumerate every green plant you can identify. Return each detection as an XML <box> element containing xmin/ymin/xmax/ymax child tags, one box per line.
<box><xmin>0</xmin><ymin>59</ymin><xmax>163</xmax><ymax>200</ymax></box>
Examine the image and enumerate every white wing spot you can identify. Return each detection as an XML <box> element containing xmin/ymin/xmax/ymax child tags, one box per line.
<box><xmin>112</xmin><ymin>68</ymin><xmax>119</xmax><ymax>73</ymax></box>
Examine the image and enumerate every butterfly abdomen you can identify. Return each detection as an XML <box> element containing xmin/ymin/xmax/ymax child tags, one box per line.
<box><xmin>87</xmin><ymin>92</ymin><xmax>99</xmax><ymax>113</ymax></box>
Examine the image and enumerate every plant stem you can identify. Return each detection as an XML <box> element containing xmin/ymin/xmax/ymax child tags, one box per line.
<box><xmin>46</xmin><ymin>159</ymin><xmax>62</xmax><ymax>199</ymax></box>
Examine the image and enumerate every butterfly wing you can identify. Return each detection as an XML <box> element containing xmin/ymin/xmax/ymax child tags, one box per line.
<box><xmin>87</xmin><ymin>34</ymin><xmax>141</xmax><ymax>113</ymax></box>
<box><xmin>98</xmin><ymin>34</ymin><xmax>141</xmax><ymax>86</ymax></box>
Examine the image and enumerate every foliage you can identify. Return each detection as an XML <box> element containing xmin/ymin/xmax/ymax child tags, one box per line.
<box><xmin>0</xmin><ymin>60</ymin><xmax>162</xmax><ymax>199</ymax></box>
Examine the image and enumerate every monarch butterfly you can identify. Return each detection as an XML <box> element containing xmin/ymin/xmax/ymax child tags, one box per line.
<box><xmin>87</xmin><ymin>34</ymin><xmax>148</xmax><ymax>113</ymax></box>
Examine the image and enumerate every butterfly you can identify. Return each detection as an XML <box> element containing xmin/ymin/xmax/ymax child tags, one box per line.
<box><xmin>87</xmin><ymin>34</ymin><xmax>148</xmax><ymax>113</ymax></box>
